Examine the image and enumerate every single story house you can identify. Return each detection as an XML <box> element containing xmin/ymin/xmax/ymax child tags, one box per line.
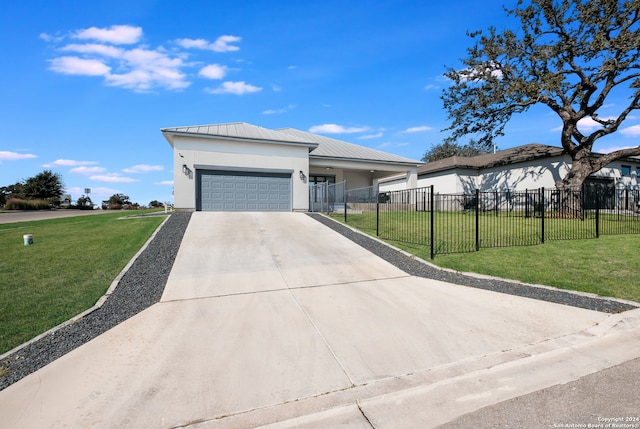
<box><xmin>379</xmin><ymin>143</ymin><xmax>640</xmax><ymax>194</ymax></box>
<box><xmin>161</xmin><ymin>122</ymin><xmax>421</xmax><ymax>211</ymax></box>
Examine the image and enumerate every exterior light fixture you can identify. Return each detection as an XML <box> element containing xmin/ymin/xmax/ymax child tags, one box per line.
<box><xmin>182</xmin><ymin>164</ymin><xmax>188</xmax><ymax>174</ymax></box>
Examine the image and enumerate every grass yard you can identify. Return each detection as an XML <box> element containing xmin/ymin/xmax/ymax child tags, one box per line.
<box><xmin>0</xmin><ymin>211</ymin><xmax>166</xmax><ymax>355</ymax></box>
<box><xmin>329</xmin><ymin>211</ymin><xmax>640</xmax><ymax>303</ymax></box>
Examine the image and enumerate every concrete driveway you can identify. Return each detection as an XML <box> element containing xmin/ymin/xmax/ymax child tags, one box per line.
<box><xmin>1</xmin><ymin>212</ymin><xmax>639</xmax><ymax>428</ymax></box>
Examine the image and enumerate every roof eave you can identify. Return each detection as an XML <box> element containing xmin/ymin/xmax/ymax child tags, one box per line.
<box><xmin>160</xmin><ymin>129</ymin><xmax>319</xmax><ymax>150</ymax></box>
<box><xmin>309</xmin><ymin>154</ymin><xmax>421</xmax><ymax>167</ymax></box>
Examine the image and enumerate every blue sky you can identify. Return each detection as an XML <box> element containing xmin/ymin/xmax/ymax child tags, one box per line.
<box><xmin>1</xmin><ymin>0</ymin><xmax>639</xmax><ymax>206</ymax></box>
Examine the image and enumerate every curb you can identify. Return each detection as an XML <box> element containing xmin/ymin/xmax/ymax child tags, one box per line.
<box><xmin>0</xmin><ymin>215</ymin><xmax>171</xmax><ymax>362</ymax></box>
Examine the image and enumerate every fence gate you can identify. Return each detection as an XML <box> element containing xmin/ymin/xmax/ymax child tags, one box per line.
<box><xmin>309</xmin><ymin>181</ymin><xmax>346</xmax><ymax>213</ymax></box>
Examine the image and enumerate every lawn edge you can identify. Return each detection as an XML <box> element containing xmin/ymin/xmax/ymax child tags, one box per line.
<box><xmin>312</xmin><ymin>213</ymin><xmax>640</xmax><ymax>312</ymax></box>
<box><xmin>0</xmin><ymin>215</ymin><xmax>170</xmax><ymax>362</ymax></box>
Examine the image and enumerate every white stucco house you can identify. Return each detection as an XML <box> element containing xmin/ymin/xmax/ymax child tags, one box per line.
<box><xmin>162</xmin><ymin>122</ymin><xmax>421</xmax><ymax>211</ymax></box>
<box><xmin>379</xmin><ymin>143</ymin><xmax>640</xmax><ymax>194</ymax></box>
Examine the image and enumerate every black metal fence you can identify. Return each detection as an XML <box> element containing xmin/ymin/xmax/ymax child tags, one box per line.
<box><xmin>310</xmin><ymin>183</ymin><xmax>640</xmax><ymax>258</ymax></box>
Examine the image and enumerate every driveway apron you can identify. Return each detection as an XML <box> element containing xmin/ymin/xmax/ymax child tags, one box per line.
<box><xmin>1</xmin><ymin>212</ymin><xmax>628</xmax><ymax>429</ymax></box>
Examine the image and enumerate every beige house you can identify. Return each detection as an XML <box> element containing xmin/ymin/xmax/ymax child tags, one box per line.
<box><xmin>379</xmin><ymin>144</ymin><xmax>640</xmax><ymax>194</ymax></box>
<box><xmin>162</xmin><ymin>122</ymin><xmax>420</xmax><ymax>211</ymax></box>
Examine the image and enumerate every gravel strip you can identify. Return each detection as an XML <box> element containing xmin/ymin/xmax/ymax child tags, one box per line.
<box><xmin>0</xmin><ymin>212</ymin><xmax>191</xmax><ymax>392</ymax></box>
<box><xmin>307</xmin><ymin>213</ymin><xmax>639</xmax><ymax>314</ymax></box>
<box><xmin>1</xmin><ymin>211</ymin><xmax>635</xmax><ymax>392</ymax></box>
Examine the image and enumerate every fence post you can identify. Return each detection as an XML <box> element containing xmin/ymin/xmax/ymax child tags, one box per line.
<box><xmin>344</xmin><ymin>187</ymin><xmax>348</xmax><ymax>223</ymax></box>
<box><xmin>376</xmin><ymin>198</ymin><xmax>380</xmax><ymax>237</ymax></box>
<box><xmin>430</xmin><ymin>185</ymin><xmax>435</xmax><ymax>259</ymax></box>
<box><xmin>475</xmin><ymin>189</ymin><xmax>480</xmax><ymax>251</ymax></box>
<box><xmin>596</xmin><ymin>190</ymin><xmax>600</xmax><ymax>238</ymax></box>
<box><xmin>541</xmin><ymin>187</ymin><xmax>545</xmax><ymax>244</ymax></box>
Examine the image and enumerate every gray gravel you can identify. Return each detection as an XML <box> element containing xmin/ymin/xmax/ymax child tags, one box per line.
<box><xmin>0</xmin><ymin>212</ymin><xmax>191</xmax><ymax>392</ymax></box>
<box><xmin>0</xmin><ymin>211</ymin><xmax>635</xmax><ymax>393</ymax></box>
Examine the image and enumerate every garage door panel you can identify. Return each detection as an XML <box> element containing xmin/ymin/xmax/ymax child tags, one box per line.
<box><xmin>198</xmin><ymin>170</ymin><xmax>291</xmax><ymax>212</ymax></box>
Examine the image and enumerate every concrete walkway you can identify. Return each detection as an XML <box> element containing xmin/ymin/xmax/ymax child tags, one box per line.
<box><xmin>1</xmin><ymin>212</ymin><xmax>639</xmax><ymax>428</ymax></box>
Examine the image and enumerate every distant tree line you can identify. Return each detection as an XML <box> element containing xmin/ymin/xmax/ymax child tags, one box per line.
<box><xmin>0</xmin><ymin>170</ymin><xmax>64</xmax><ymax>209</ymax></box>
<box><xmin>1</xmin><ymin>170</ymin><xmax>167</xmax><ymax>210</ymax></box>
<box><xmin>421</xmin><ymin>139</ymin><xmax>494</xmax><ymax>163</ymax></box>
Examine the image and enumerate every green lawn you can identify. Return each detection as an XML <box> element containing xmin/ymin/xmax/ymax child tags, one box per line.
<box><xmin>0</xmin><ymin>211</ymin><xmax>166</xmax><ymax>354</ymax></box>
<box><xmin>329</xmin><ymin>211</ymin><xmax>640</xmax><ymax>303</ymax></box>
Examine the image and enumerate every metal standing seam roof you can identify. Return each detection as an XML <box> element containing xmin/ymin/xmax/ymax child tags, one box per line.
<box><xmin>161</xmin><ymin>122</ymin><xmax>319</xmax><ymax>147</ymax></box>
<box><xmin>276</xmin><ymin>128</ymin><xmax>421</xmax><ymax>165</ymax></box>
<box><xmin>162</xmin><ymin>122</ymin><xmax>422</xmax><ymax>165</ymax></box>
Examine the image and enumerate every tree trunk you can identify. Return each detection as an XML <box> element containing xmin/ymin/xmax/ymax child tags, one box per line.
<box><xmin>554</xmin><ymin>149</ymin><xmax>595</xmax><ymax>218</ymax></box>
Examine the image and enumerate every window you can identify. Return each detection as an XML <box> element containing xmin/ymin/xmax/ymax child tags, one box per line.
<box><xmin>309</xmin><ymin>175</ymin><xmax>335</xmax><ymax>185</ymax></box>
<box><xmin>621</xmin><ymin>165</ymin><xmax>631</xmax><ymax>176</ymax></box>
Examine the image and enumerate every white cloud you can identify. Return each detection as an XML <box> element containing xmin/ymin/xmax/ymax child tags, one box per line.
<box><xmin>263</xmin><ymin>104</ymin><xmax>296</xmax><ymax>115</ymax></box>
<box><xmin>423</xmin><ymin>84</ymin><xmax>439</xmax><ymax>91</ymax></box>
<box><xmin>551</xmin><ymin>116</ymin><xmax>619</xmax><ymax>133</ymax></box>
<box><xmin>45</xmin><ymin>26</ymin><xmax>245</xmax><ymax>92</ymax></box>
<box><xmin>208</xmin><ymin>81</ymin><xmax>262</xmax><ymax>95</ymax></box>
<box><xmin>0</xmin><ymin>151</ymin><xmax>37</xmax><ymax>161</ymax></box>
<box><xmin>156</xmin><ymin>180</ymin><xmax>174</xmax><ymax>186</ymax></box>
<box><xmin>39</xmin><ymin>32</ymin><xmax>64</xmax><ymax>43</ymax></box>
<box><xmin>357</xmin><ymin>132</ymin><xmax>383</xmax><ymax>140</ymax></box>
<box><xmin>49</xmin><ymin>56</ymin><xmax>111</xmax><ymax>76</ymax></box>
<box><xmin>308</xmin><ymin>124</ymin><xmax>370</xmax><ymax>134</ymax></box>
<box><xmin>175</xmin><ymin>35</ymin><xmax>241</xmax><ymax>52</ymax></box>
<box><xmin>198</xmin><ymin>64</ymin><xmax>227</xmax><ymax>79</ymax></box>
<box><xmin>61</xmin><ymin>43</ymin><xmax>124</xmax><ymax>57</ymax></box>
<box><xmin>73</xmin><ymin>25</ymin><xmax>142</xmax><ymax>45</ymax></box>
<box><xmin>402</xmin><ymin>126</ymin><xmax>432</xmax><ymax>133</ymax></box>
<box><xmin>45</xmin><ymin>159</ymin><xmax>98</xmax><ymax>167</ymax></box>
<box><xmin>598</xmin><ymin>145</ymin><xmax>637</xmax><ymax>154</ymax></box>
<box><xmin>122</xmin><ymin>164</ymin><xmax>164</xmax><ymax>173</ymax></box>
<box><xmin>71</xmin><ymin>166</ymin><xmax>107</xmax><ymax>175</ymax></box>
<box><xmin>620</xmin><ymin>125</ymin><xmax>640</xmax><ymax>137</ymax></box>
<box><xmin>90</xmin><ymin>173</ymin><xmax>138</xmax><ymax>183</ymax></box>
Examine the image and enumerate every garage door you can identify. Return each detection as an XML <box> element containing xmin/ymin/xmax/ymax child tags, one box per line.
<box><xmin>198</xmin><ymin>170</ymin><xmax>292</xmax><ymax>211</ymax></box>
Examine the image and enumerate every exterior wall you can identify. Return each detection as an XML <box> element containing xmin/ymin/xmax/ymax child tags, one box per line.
<box><xmin>417</xmin><ymin>169</ymin><xmax>477</xmax><ymax>194</ymax></box>
<box><xmin>598</xmin><ymin>160</ymin><xmax>640</xmax><ymax>189</ymax></box>
<box><xmin>478</xmin><ymin>155</ymin><xmax>571</xmax><ymax>191</ymax></box>
<box><xmin>172</xmin><ymin>135</ymin><xmax>310</xmax><ymax>211</ymax></box>
<box><xmin>310</xmin><ymin>159</ymin><xmax>419</xmax><ymax>191</ymax></box>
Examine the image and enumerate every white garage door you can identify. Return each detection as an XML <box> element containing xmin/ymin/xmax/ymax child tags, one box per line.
<box><xmin>198</xmin><ymin>170</ymin><xmax>292</xmax><ymax>211</ymax></box>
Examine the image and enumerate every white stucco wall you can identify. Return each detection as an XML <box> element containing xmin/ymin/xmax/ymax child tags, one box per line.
<box><xmin>172</xmin><ymin>135</ymin><xmax>310</xmax><ymax>211</ymax></box>
<box><xmin>478</xmin><ymin>155</ymin><xmax>571</xmax><ymax>191</ymax></box>
<box><xmin>381</xmin><ymin>154</ymin><xmax>640</xmax><ymax>195</ymax></box>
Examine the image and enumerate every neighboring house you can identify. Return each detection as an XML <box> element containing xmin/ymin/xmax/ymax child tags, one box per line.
<box><xmin>162</xmin><ymin>122</ymin><xmax>420</xmax><ymax>212</ymax></box>
<box><xmin>379</xmin><ymin>143</ymin><xmax>640</xmax><ymax>194</ymax></box>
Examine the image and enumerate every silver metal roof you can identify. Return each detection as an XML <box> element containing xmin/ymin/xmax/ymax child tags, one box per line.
<box><xmin>161</xmin><ymin>122</ymin><xmax>319</xmax><ymax>147</ymax></box>
<box><xmin>277</xmin><ymin>128</ymin><xmax>420</xmax><ymax>165</ymax></box>
<box><xmin>161</xmin><ymin>122</ymin><xmax>421</xmax><ymax>165</ymax></box>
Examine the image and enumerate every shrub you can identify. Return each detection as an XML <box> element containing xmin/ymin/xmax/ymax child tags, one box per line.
<box><xmin>4</xmin><ymin>198</ymin><xmax>51</xmax><ymax>210</ymax></box>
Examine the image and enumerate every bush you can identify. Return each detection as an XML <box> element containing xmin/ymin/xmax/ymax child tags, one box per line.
<box><xmin>4</xmin><ymin>198</ymin><xmax>51</xmax><ymax>210</ymax></box>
